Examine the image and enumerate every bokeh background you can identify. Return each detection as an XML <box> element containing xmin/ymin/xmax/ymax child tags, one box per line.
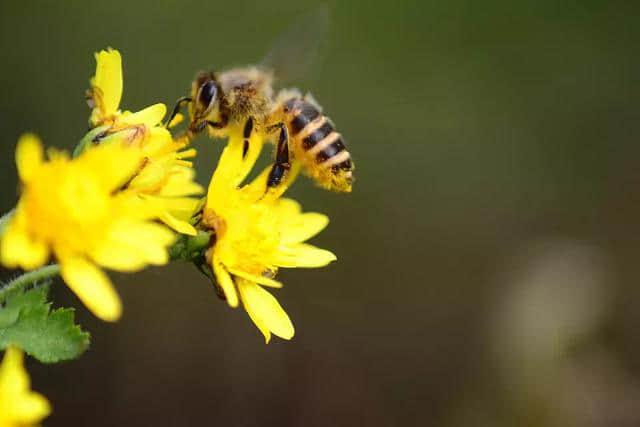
<box><xmin>2</xmin><ymin>1</ymin><xmax>640</xmax><ymax>425</ymax></box>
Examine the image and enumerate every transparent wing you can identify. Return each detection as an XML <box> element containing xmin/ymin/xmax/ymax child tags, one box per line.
<box><xmin>260</xmin><ymin>5</ymin><xmax>329</xmax><ymax>87</ymax></box>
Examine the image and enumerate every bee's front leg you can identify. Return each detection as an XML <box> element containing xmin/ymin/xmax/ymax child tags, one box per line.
<box><xmin>266</xmin><ymin>122</ymin><xmax>290</xmax><ymax>189</ymax></box>
<box><xmin>165</xmin><ymin>96</ymin><xmax>192</xmax><ymax>128</ymax></box>
<box><xmin>187</xmin><ymin>116</ymin><xmax>229</xmax><ymax>137</ymax></box>
<box><xmin>242</xmin><ymin>117</ymin><xmax>254</xmax><ymax>159</ymax></box>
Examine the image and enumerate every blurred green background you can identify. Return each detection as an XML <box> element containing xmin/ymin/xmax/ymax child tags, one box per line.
<box><xmin>2</xmin><ymin>0</ymin><xmax>640</xmax><ymax>425</ymax></box>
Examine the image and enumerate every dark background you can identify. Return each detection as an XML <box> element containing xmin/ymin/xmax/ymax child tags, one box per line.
<box><xmin>2</xmin><ymin>1</ymin><xmax>640</xmax><ymax>426</ymax></box>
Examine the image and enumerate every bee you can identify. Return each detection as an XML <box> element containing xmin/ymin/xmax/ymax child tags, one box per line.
<box><xmin>168</xmin><ymin>9</ymin><xmax>354</xmax><ymax>193</ymax></box>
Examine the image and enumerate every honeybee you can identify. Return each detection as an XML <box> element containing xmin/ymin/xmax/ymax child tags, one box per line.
<box><xmin>168</xmin><ymin>10</ymin><xmax>354</xmax><ymax>193</ymax></box>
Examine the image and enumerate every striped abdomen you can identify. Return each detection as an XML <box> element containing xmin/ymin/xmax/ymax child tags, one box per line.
<box><xmin>283</xmin><ymin>97</ymin><xmax>353</xmax><ymax>192</ymax></box>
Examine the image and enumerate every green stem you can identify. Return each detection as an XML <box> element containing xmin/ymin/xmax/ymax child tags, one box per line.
<box><xmin>0</xmin><ymin>264</ymin><xmax>60</xmax><ymax>303</ymax></box>
<box><xmin>169</xmin><ymin>230</ymin><xmax>212</xmax><ymax>262</ymax></box>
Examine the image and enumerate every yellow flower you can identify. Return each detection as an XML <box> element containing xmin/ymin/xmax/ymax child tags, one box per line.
<box><xmin>124</xmin><ymin>132</ymin><xmax>204</xmax><ymax>236</ymax></box>
<box><xmin>87</xmin><ymin>48</ymin><xmax>166</xmax><ymax>133</ymax></box>
<box><xmin>84</xmin><ymin>47</ymin><xmax>203</xmax><ymax>235</ymax></box>
<box><xmin>202</xmin><ymin>128</ymin><xmax>336</xmax><ymax>343</ymax></box>
<box><xmin>0</xmin><ymin>134</ymin><xmax>175</xmax><ymax>321</ymax></box>
<box><xmin>0</xmin><ymin>346</ymin><xmax>50</xmax><ymax>427</ymax></box>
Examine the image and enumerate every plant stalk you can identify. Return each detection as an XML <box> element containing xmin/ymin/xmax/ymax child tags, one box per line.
<box><xmin>0</xmin><ymin>264</ymin><xmax>60</xmax><ymax>303</ymax></box>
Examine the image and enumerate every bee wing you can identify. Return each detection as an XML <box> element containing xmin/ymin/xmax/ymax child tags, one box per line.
<box><xmin>260</xmin><ymin>5</ymin><xmax>329</xmax><ymax>87</ymax></box>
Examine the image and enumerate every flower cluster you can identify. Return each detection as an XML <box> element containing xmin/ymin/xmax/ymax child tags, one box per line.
<box><xmin>0</xmin><ymin>46</ymin><xmax>347</xmax><ymax>420</ymax></box>
<box><xmin>1</xmin><ymin>48</ymin><xmax>204</xmax><ymax>322</ymax></box>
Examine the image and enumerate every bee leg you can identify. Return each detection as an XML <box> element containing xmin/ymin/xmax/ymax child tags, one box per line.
<box><xmin>266</xmin><ymin>123</ymin><xmax>290</xmax><ymax>189</ymax></box>
<box><xmin>242</xmin><ymin>117</ymin><xmax>254</xmax><ymax>159</ymax></box>
<box><xmin>165</xmin><ymin>96</ymin><xmax>192</xmax><ymax>128</ymax></box>
<box><xmin>190</xmin><ymin>121</ymin><xmax>208</xmax><ymax>134</ymax></box>
<box><xmin>206</xmin><ymin>115</ymin><xmax>228</xmax><ymax>129</ymax></box>
<box><xmin>188</xmin><ymin>115</ymin><xmax>228</xmax><ymax>136</ymax></box>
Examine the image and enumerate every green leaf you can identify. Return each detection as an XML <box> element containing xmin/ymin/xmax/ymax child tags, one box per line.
<box><xmin>0</xmin><ymin>284</ymin><xmax>90</xmax><ymax>363</ymax></box>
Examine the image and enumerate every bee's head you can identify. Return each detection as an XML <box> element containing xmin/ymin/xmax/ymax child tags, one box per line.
<box><xmin>189</xmin><ymin>71</ymin><xmax>222</xmax><ymax>131</ymax></box>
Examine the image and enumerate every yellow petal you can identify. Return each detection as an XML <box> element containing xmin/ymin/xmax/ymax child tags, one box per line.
<box><xmin>167</xmin><ymin>112</ymin><xmax>184</xmax><ymax>128</ymax></box>
<box><xmin>227</xmin><ymin>267</ymin><xmax>283</xmax><ymax>288</ymax></box>
<box><xmin>112</xmin><ymin>192</ymin><xmax>163</xmax><ymax>222</ymax></box>
<box><xmin>89</xmin><ymin>243</ymin><xmax>148</xmax><ymax>272</ymax></box>
<box><xmin>0</xmin><ymin>346</ymin><xmax>28</xmax><ymax>393</ymax></box>
<box><xmin>0</xmin><ymin>347</ymin><xmax>51</xmax><ymax>424</ymax></box>
<box><xmin>137</xmin><ymin>195</ymin><xmax>201</xmax><ymax>222</ymax></box>
<box><xmin>45</xmin><ymin>146</ymin><xmax>69</xmax><ymax>162</ymax></box>
<box><xmin>156</xmin><ymin>168</ymin><xmax>204</xmax><ymax>197</ymax></box>
<box><xmin>11</xmin><ymin>392</ymin><xmax>52</xmax><ymax>424</ymax></box>
<box><xmin>15</xmin><ymin>133</ymin><xmax>43</xmax><ymax>182</ymax></box>
<box><xmin>160</xmin><ymin>212</ymin><xmax>197</xmax><ymax>236</ymax></box>
<box><xmin>234</xmin><ymin>131</ymin><xmax>265</xmax><ymax>187</ymax></box>
<box><xmin>207</xmin><ymin>131</ymin><xmax>264</xmax><ymax>205</ymax></box>
<box><xmin>160</xmin><ymin>196</ymin><xmax>202</xmax><ymax>217</ymax></box>
<box><xmin>87</xmin><ymin>200</ymin><xmax>175</xmax><ymax>270</ymax></box>
<box><xmin>0</xmin><ymin>221</ymin><xmax>49</xmax><ymax>270</ymax></box>
<box><xmin>274</xmin><ymin>198</ymin><xmax>301</xmax><ymax>216</ymax></box>
<box><xmin>92</xmin><ymin>220</ymin><xmax>174</xmax><ymax>270</ymax></box>
<box><xmin>120</xmin><ymin>103</ymin><xmax>167</xmax><ymax>127</ymax></box>
<box><xmin>92</xmin><ymin>48</ymin><xmax>123</xmax><ymax>118</ymax></box>
<box><xmin>160</xmin><ymin>179</ymin><xmax>205</xmax><ymax>198</ymax></box>
<box><xmin>59</xmin><ymin>255</ymin><xmax>122</xmax><ymax>322</ymax></box>
<box><xmin>237</xmin><ymin>279</ymin><xmax>294</xmax><ymax>343</ymax></box>
<box><xmin>127</xmin><ymin>156</ymin><xmax>175</xmax><ymax>191</ymax></box>
<box><xmin>176</xmin><ymin>148</ymin><xmax>197</xmax><ymax>159</ymax></box>
<box><xmin>146</xmin><ymin>127</ymin><xmax>175</xmax><ymax>151</ymax></box>
<box><xmin>280</xmin><ymin>211</ymin><xmax>329</xmax><ymax>244</ymax></box>
<box><xmin>80</xmin><ymin>142</ymin><xmax>144</xmax><ymax>191</ymax></box>
<box><xmin>273</xmin><ymin>243</ymin><xmax>337</xmax><ymax>268</ymax></box>
<box><xmin>212</xmin><ymin>257</ymin><xmax>239</xmax><ymax>307</ymax></box>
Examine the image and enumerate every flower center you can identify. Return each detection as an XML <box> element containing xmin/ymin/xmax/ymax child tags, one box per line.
<box><xmin>24</xmin><ymin>162</ymin><xmax>111</xmax><ymax>251</ymax></box>
<box><xmin>201</xmin><ymin>207</ymin><xmax>226</xmax><ymax>238</ymax></box>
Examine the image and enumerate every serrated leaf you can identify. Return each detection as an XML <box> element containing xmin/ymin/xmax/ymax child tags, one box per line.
<box><xmin>0</xmin><ymin>284</ymin><xmax>90</xmax><ymax>363</ymax></box>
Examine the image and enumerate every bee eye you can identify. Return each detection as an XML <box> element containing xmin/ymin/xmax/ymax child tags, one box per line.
<box><xmin>198</xmin><ymin>80</ymin><xmax>218</xmax><ymax>109</ymax></box>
